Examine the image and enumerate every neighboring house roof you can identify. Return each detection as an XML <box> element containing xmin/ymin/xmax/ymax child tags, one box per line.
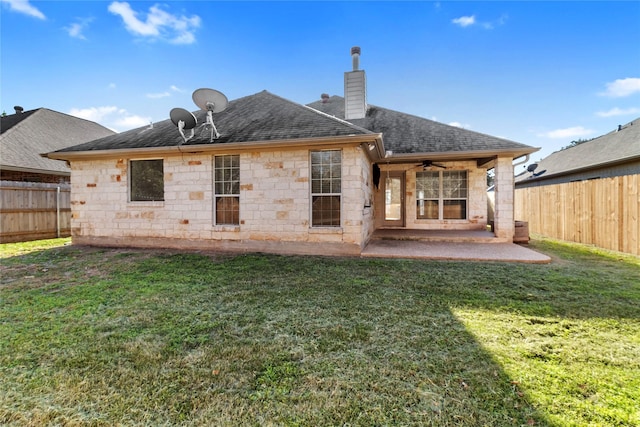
<box><xmin>1</xmin><ymin>108</ymin><xmax>39</xmax><ymax>135</ymax></box>
<box><xmin>53</xmin><ymin>91</ymin><xmax>375</xmax><ymax>155</ymax></box>
<box><xmin>307</xmin><ymin>95</ymin><xmax>536</xmax><ymax>158</ymax></box>
<box><xmin>515</xmin><ymin>117</ymin><xmax>640</xmax><ymax>185</ymax></box>
<box><xmin>1</xmin><ymin>108</ymin><xmax>115</xmax><ymax>175</ymax></box>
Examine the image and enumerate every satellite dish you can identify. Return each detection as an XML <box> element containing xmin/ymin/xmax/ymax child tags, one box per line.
<box><xmin>192</xmin><ymin>88</ymin><xmax>228</xmax><ymax>141</ymax></box>
<box><xmin>170</xmin><ymin>107</ymin><xmax>197</xmax><ymax>144</ymax></box>
<box><xmin>193</xmin><ymin>88</ymin><xmax>228</xmax><ymax>113</ymax></box>
<box><xmin>527</xmin><ymin>163</ymin><xmax>538</xmax><ymax>173</ymax></box>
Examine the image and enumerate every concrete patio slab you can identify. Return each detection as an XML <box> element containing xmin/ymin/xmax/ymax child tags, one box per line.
<box><xmin>361</xmin><ymin>240</ymin><xmax>551</xmax><ymax>263</ymax></box>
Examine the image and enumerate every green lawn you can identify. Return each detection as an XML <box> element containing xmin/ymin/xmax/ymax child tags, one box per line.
<box><xmin>1</xmin><ymin>237</ymin><xmax>638</xmax><ymax>426</ymax></box>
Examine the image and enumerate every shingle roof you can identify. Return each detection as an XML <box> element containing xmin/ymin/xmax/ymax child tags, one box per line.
<box><xmin>307</xmin><ymin>95</ymin><xmax>535</xmax><ymax>155</ymax></box>
<box><xmin>54</xmin><ymin>91</ymin><xmax>374</xmax><ymax>153</ymax></box>
<box><xmin>1</xmin><ymin>109</ymin><xmax>38</xmax><ymax>135</ymax></box>
<box><xmin>1</xmin><ymin>108</ymin><xmax>115</xmax><ymax>174</ymax></box>
<box><xmin>515</xmin><ymin>117</ymin><xmax>640</xmax><ymax>184</ymax></box>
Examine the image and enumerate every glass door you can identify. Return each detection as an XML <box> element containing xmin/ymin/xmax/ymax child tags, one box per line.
<box><xmin>383</xmin><ymin>172</ymin><xmax>405</xmax><ymax>227</ymax></box>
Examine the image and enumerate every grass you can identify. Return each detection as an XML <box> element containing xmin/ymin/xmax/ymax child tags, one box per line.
<box><xmin>0</xmin><ymin>237</ymin><xmax>638</xmax><ymax>426</ymax></box>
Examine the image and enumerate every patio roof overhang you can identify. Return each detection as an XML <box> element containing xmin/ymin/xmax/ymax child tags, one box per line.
<box><xmin>381</xmin><ymin>147</ymin><xmax>539</xmax><ymax>169</ymax></box>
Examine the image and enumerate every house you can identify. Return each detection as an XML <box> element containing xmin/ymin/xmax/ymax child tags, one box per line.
<box><xmin>1</xmin><ymin>107</ymin><xmax>115</xmax><ymax>183</ymax></box>
<box><xmin>46</xmin><ymin>47</ymin><xmax>538</xmax><ymax>256</ymax></box>
<box><xmin>515</xmin><ymin>118</ymin><xmax>640</xmax><ymax>188</ymax></box>
<box><xmin>514</xmin><ymin>118</ymin><xmax>640</xmax><ymax>255</ymax></box>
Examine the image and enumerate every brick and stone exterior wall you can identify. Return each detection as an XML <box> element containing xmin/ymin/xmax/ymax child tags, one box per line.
<box><xmin>69</xmin><ymin>146</ymin><xmax>375</xmax><ymax>255</ymax></box>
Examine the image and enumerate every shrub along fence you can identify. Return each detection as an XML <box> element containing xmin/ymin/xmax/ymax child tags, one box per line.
<box><xmin>515</xmin><ymin>174</ymin><xmax>639</xmax><ymax>256</ymax></box>
<box><xmin>0</xmin><ymin>181</ymin><xmax>71</xmax><ymax>243</ymax></box>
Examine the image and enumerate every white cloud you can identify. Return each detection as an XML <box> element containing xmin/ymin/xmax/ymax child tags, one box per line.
<box><xmin>596</xmin><ymin>107</ymin><xmax>640</xmax><ymax>117</ymax></box>
<box><xmin>146</xmin><ymin>85</ymin><xmax>185</xmax><ymax>98</ymax></box>
<box><xmin>115</xmin><ymin>115</ymin><xmax>151</xmax><ymax>129</ymax></box>
<box><xmin>146</xmin><ymin>85</ymin><xmax>186</xmax><ymax>99</ymax></box>
<box><xmin>452</xmin><ymin>15</ymin><xmax>475</xmax><ymax>27</ymax></box>
<box><xmin>1</xmin><ymin>0</ymin><xmax>45</xmax><ymax>19</ymax></box>
<box><xmin>107</xmin><ymin>1</ymin><xmax>201</xmax><ymax>44</ymax></box>
<box><xmin>69</xmin><ymin>106</ymin><xmax>151</xmax><ymax>132</ymax></box>
<box><xmin>108</xmin><ymin>83</ymin><xmax>117</xmax><ymax>89</ymax></box>
<box><xmin>146</xmin><ymin>92</ymin><xmax>171</xmax><ymax>99</ymax></box>
<box><xmin>69</xmin><ymin>106</ymin><xmax>120</xmax><ymax>122</ymax></box>
<box><xmin>538</xmin><ymin>126</ymin><xmax>595</xmax><ymax>139</ymax></box>
<box><xmin>452</xmin><ymin>13</ymin><xmax>507</xmax><ymax>29</ymax></box>
<box><xmin>449</xmin><ymin>121</ymin><xmax>471</xmax><ymax>129</ymax></box>
<box><xmin>600</xmin><ymin>77</ymin><xmax>640</xmax><ymax>98</ymax></box>
<box><xmin>64</xmin><ymin>17</ymin><xmax>94</xmax><ymax>40</ymax></box>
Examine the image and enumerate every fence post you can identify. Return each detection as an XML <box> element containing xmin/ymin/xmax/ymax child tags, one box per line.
<box><xmin>57</xmin><ymin>186</ymin><xmax>61</xmax><ymax>238</ymax></box>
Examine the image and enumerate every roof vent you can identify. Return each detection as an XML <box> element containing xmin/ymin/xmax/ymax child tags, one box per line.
<box><xmin>321</xmin><ymin>93</ymin><xmax>330</xmax><ymax>103</ymax></box>
<box><xmin>617</xmin><ymin>124</ymin><xmax>622</xmax><ymax>132</ymax></box>
<box><xmin>14</xmin><ymin>106</ymin><xmax>24</xmax><ymax>114</ymax></box>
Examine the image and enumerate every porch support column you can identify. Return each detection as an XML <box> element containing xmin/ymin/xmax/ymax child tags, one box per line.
<box><xmin>493</xmin><ymin>156</ymin><xmax>515</xmax><ymax>242</ymax></box>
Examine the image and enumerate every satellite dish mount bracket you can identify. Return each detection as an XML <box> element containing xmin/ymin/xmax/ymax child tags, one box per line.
<box><xmin>178</xmin><ymin>120</ymin><xmax>195</xmax><ymax>144</ymax></box>
<box><xmin>200</xmin><ymin>106</ymin><xmax>221</xmax><ymax>142</ymax></box>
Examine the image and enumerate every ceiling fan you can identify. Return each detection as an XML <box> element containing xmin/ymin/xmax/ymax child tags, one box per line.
<box><xmin>422</xmin><ymin>160</ymin><xmax>446</xmax><ymax>169</ymax></box>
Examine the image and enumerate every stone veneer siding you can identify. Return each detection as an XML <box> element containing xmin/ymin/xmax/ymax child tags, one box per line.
<box><xmin>69</xmin><ymin>146</ymin><xmax>375</xmax><ymax>255</ymax></box>
<box><xmin>492</xmin><ymin>156</ymin><xmax>515</xmax><ymax>241</ymax></box>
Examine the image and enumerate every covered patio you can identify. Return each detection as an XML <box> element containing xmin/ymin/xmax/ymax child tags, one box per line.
<box><xmin>362</xmin><ymin>229</ymin><xmax>551</xmax><ymax>263</ymax></box>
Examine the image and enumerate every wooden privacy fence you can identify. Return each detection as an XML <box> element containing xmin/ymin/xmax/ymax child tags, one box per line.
<box><xmin>0</xmin><ymin>181</ymin><xmax>71</xmax><ymax>243</ymax></box>
<box><xmin>515</xmin><ymin>174</ymin><xmax>640</xmax><ymax>256</ymax></box>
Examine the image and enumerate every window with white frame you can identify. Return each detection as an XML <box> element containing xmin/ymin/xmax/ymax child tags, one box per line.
<box><xmin>214</xmin><ymin>155</ymin><xmax>240</xmax><ymax>225</ymax></box>
<box><xmin>310</xmin><ymin>150</ymin><xmax>341</xmax><ymax>227</ymax></box>
<box><xmin>129</xmin><ymin>159</ymin><xmax>164</xmax><ymax>202</ymax></box>
<box><xmin>416</xmin><ymin>170</ymin><xmax>467</xmax><ymax>220</ymax></box>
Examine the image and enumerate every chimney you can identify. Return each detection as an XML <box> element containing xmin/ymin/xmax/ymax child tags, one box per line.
<box><xmin>351</xmin><ymin>46</ymin><xmax>361</xmax><ymax>70</ymax></box>
<box><xmin>14</xmin><ymin>106</ymin><xmax>24</xmax><ymax>114</ymax></box>
<box><xmin>344</xmin><ymin>46</ymin><xmax>367</xmax><ymax>120</ymax></box>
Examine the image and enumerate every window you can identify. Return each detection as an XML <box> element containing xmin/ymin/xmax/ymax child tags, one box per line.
<box><xmin>214</xmin><ymin>155</ymin><xmax>240</xmax><ymax>225</ymax></box>
<box><xmin>416</xmin><ymin>170</ymin><xmax>467</xmax><ymax>220</ymax></box>
<box><xmin>130</xmin><ymin>159</ymin><xmax>164</xmax><ymax>201</ymax></box>
<box><xmin>311</xmin><ymin>150</ymin><xmax>341</xmax><ymax>227</ymax></box>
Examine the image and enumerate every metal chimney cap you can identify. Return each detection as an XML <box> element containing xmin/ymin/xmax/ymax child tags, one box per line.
<box><xmin>351</xmin><ymin>46</ymin><xmax>361</xmax><ymax>55</ymax></box>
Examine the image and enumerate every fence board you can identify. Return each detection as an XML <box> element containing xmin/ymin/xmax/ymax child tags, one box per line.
<box><xmin>0</xmin><ymin>181</ymin><xmax>71</xmax><ymax>243</ymax></box>
<box><xmin>515</xmin><ymin>174</ymin><xmax>640</xmax><ymax>256</ymax></box>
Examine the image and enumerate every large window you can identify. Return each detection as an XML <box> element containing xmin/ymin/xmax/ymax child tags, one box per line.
<box><xmin>214</xmin><ymin>155</ymin><xmax>240</xmax><ymax>225</ymax></box>
<box><xmin>416</xmin><ymin>170</ymin><xmax>467</xmax><ymax>220</ymax></box>
<box><xmin>311</xmin><ymin>150</ymin><xmax>341</xmax><ymax>227</ymax></box>
<box><xmin>130</xmin><ymin>159</ymin><xmax>164</xmax><ymax>202</ymax></box>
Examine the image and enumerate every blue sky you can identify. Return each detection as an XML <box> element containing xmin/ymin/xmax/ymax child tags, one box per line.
<box><xmin>2</xmin><ymin>1</ymin><xmax>639</xmax><ymax>167</ymax></box>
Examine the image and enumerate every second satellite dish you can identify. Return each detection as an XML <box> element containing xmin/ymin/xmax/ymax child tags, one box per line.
<box><xmin>170</xmin><ymin>108</ymin><xmax>197</xmax><ymax>144</ymax></box>
<box><xmin>193</xmin><ymin>88</ymin><xmax>228</xmax><ymax>141</ymax></box>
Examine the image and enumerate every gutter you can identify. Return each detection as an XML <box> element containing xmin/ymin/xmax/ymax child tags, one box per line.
<box><xmin>512</xmin><ymin>154</ymin><xmax>530</xmax><ymax>168</ymax></box>
<box><xmin>44</xmin><ymin>134</ymin><xmax>384</xmax><ymax>162</ymax></box>
<box><xmin>382</xmin><ymin>147</ymin><xmax>539</xmax><ymax>164</ymax></box>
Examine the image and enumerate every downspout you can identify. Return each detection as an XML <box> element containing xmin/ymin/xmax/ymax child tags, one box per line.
<box><xmin>512</xmin><ymin>154</ymin><xmax>530</xmax><ymax>168</ymax></box>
